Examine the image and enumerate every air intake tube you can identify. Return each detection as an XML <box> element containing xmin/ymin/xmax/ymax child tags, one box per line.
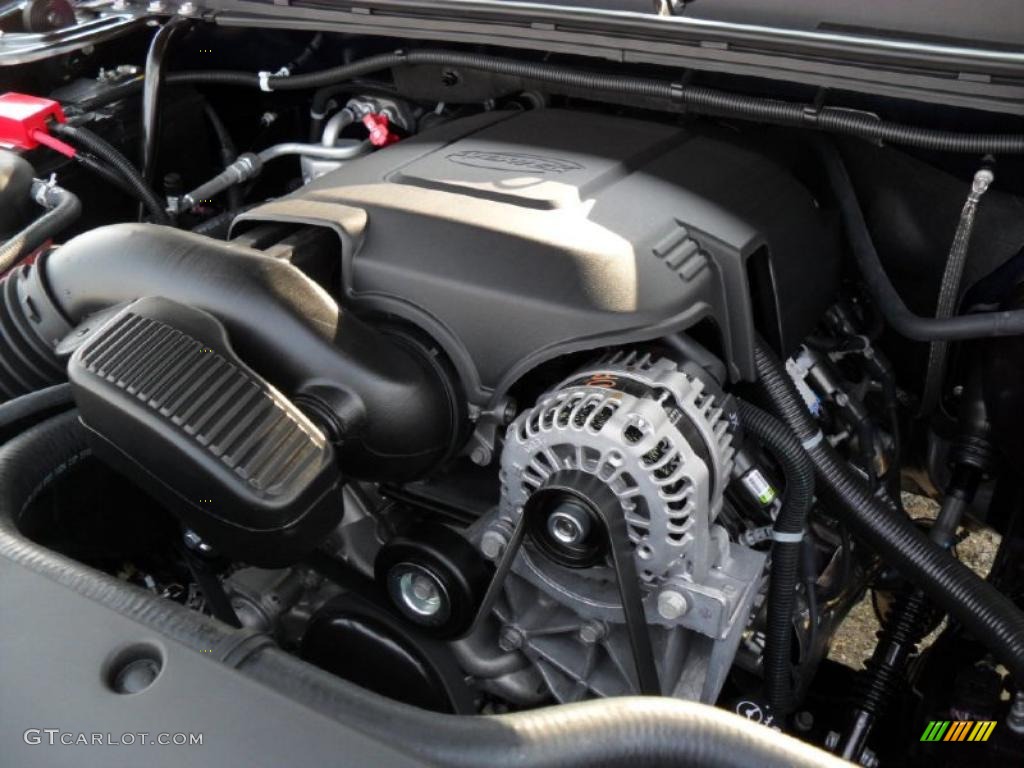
<box><xmin>0</xmin><ymin>223</ymin><xmax>460</xmax><ymax>482</ymax></box>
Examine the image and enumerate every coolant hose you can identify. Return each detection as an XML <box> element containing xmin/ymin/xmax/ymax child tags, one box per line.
<box><xmin>0</xmin><ymin>411</ymin><xmax>848</xmax><ymax>768</ymax></box>
<box><xmin>752</xmin><ymin>338</ymin><xmax>1024</xmax><ymax>684</ymax></box>
<box><xmin>737</xmin><ymin>400</ymin><xmax>815</xmax><ymax>717</ymax></box>
<box><xmin>816</xmin><ymin>139</ymin><xmax>1024</xmax><ymax>340</ymax></box>
<box><xmin>3</xmin><ymin>223</ymin><xmax>458</xmax><ymax>480</ymax></box>
<box><xmin>0</xmin><ymin>180</ymin><xmax>81</xmax><ymax>275</ymax></box>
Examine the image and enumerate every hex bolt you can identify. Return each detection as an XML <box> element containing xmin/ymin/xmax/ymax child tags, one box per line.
<box><xmin>503</xmin><ymin>400</ymin><xmax>518</xmax><ymax>424</ymax></box>
<box><xmin>182</xmin><ymin>529</ymin><xmax>214</xmax><ymax>556</ymax></box>
<box><xmin>498</xmin><ymin>626</ymin><xmax>524</xmax><ymax>652</ymax></box>
<box><xmin>578</xmin><ymin>620</ymin><xmax>607</xmax><ymax>645</ymax></box>
<box><xmin>656</xmin><ymin>589</ymin><xmax>689</xmax><ymax>620</ymax></box>
<box><xmin>470</xmin><ymin>445</ymin><xmax>492</xmax><ymax>466</ymax></box>
<box><xmin>824</xmin><ymin>731</ymin><xmax>840</xmax><ymax>751</ymax></box>
<box><xmin>480</xmin><ymin>529</ymin><xmax>508</xmax><ymax>560</ymax></box>
<box><xmin>793</xmin><ymin>710</ymin><xmax>814</xmax><ymax>732</ymax></box>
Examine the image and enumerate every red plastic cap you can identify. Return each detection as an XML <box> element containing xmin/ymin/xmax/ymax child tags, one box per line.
<box><xmin>361</xmin><ymin>113</ymin><xmax>401</xmax><ymax>147</ymax></box>
<box><xmin>0</xmin><ymin>92</ymin><xmax>70</xmax><ymax>154</ymax></box>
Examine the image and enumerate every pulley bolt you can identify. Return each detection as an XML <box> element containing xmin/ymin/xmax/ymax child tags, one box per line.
<box><xmin>547</xmin><ymin>501</ymin><xmax>591</xmax><ymax>546</ymax></box>
<box><xmin>394</xmin><ymin>564</ymin><xmax>444</xmax><ymax>618</ymax></box>
<box><xmin>657</xmin><ymin>589</ymin><xmax>689</xmax><ymax>620</ymax></box>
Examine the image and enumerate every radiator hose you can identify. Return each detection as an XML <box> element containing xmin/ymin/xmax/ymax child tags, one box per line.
<box><xmin>0</xmin><ymin>224</ymin><xmax>459</xmax><ymax>481</ymax></box>
<box><xmin>752</xmin><ymin>338</ymin><xmax>1024</xmax><ymax>684</ymax></box>
<box><xmin>737</xmin><ymin>400</ymin><xmax>815</xmax><ymax>717</ymax></box>
<box><xmin>0</xmin><ymin>409</ymin><xmax>848</xmax><ymax>767</ymax></box>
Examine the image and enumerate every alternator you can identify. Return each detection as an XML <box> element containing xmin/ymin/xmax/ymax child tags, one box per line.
<box><xmin>479</xmin><ymin>352</ymin><xmax>765</xmax><ymax>703</ymax></box>
<box><xmin>499</xmin><ymin>351</ymin><xmax>734</xmax><ymax>587</ymax></box>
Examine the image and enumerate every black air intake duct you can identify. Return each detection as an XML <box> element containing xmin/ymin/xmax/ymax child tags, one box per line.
<box><xmin>0</xmin><ymin>223</ymin><xmax>459</xmax><ymax>481</ymax></box>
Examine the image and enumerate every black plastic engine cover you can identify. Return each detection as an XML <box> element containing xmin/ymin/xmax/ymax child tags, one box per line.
<box><xmin>238</xmin><ymin>109</ymin><xmax>839</xmax><ymax>402</ymax></box>
<box><xmin>67</xmin><ymin>297</ymin><xmax>343</xmax><ymax>567</ymax></box>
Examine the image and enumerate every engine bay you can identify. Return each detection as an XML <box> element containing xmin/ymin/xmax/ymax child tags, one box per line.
<box><xmin>2</xmin><ymin>5</ymin><xmax>1024</xmax><ymax>766</ymax></box>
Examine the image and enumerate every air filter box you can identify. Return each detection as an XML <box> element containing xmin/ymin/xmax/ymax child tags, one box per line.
<box><xmin>68</xmin><ymin>296</ymin><xmax>342</xmax><ymax>567</ymax></box>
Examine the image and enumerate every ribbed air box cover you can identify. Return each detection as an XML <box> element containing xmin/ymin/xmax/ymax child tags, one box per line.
<box><xmin>68</xmin><ymin>296</ymin><xmax>342</xmax><ymax>566</ymax></box>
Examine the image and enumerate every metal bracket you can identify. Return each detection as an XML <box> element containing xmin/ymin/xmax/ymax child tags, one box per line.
<box><xmin>468</xmin><ymin>498</ymin><xmax>661</xmax><ymax>695</ymax></box>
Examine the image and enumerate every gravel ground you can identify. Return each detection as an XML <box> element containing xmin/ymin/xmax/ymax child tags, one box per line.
<box><xmin>827</xmin><ymin>493</ymin><xmax>1002</xmax><ymax>669</ymax></box>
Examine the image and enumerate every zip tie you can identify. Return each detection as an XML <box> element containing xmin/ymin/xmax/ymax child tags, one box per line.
<box><xmin>801</xmin><ymin>430</ymin><xmax>824</xmax><ymax>451</ymax></box>
<box><xmin>772</xmin><ymin>529</ymin><xmax>805</xmax><ymax>544</ymax></box>
<box><xmin>257</xmin><ymin>71</ymin><xmax>274</xmax><ymax>92</ymax></box>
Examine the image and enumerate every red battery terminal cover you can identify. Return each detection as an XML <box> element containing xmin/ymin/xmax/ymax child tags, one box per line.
<box><xmin>0</xmin><ymin>92</ymin><xmax>76</xmax><ymax>158</ymax></box>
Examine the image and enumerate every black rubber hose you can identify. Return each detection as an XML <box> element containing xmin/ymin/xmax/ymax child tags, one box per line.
<box><xmin>0</xmin><ymin>411</ymin><xmax>848</xmax><ymax>768</ymax></box>
<box><xmin>159</xmin><ymin>49</ymin><xmax>1024</xmax><ymax>155</ymax></box>
<box><xmin>0</xmin><ymin>383</ymin><xmax>72</xmax><ymax>440</ymax></box>
<box><xmin>752</xmin><ymin>338</ymin><xmax>1024</xmax><ymax>685</ymax></box>
<box><xmin>241</xmin><ymin>644</ymin><xmax>852</xmax><ymax>768</ymax></box>
<box><xmin>283</xmin><ymin>31</ymin><xmax>324</xmax><ymax>74</ymax></box>
<box><xmin>190</xmin><ymin>207</ymin><xmax>247</xmax><ymax>239</ymax></box>
<box><xmin>201</xmin><ymin>101</ymin><xmax>244</xmax><ymax>211</ymax></box>
<box><xmin>50</xmin><ymin>124</ymin><xmax>170</xmax><ymax>225</ymax></box>
<box><xmin>816</xmin><ymin>139</ymin><xmax>1024</xmax><ymax>340</ymax></box>
<box><xmin>0</xmin><ymin>261</ymin><xmax>69</xmax><ymax>402</ymax></box>
<box><xmin>0</xmin><ymin>182</ymin><xmax>81</xmax><ymax>274</ymax></box>
<box><xmin>142</xmin><ymin>18</ymin><xmax>191</xmax><ymax>193</ymax></box>
<box><xmin>737</xmin><ymin>400</ymin><xmax>815</xmax><ymax>717</ymax></box>
<box><xmin>36</xmin><ymin>223</ymin><xmax>458</xmax><ymax>480</ymax></box>
<box><xmin>166</xmin><ymin>70</ymin><xmax>260</xmax><ymax>88</ymax></box>
<box><xmin>202</xmin><ymin>102</ymin><xmax>238</xmax><ymax>163</ymax></box>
